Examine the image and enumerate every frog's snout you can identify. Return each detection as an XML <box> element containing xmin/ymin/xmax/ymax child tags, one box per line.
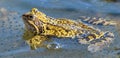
<box><xmin>22</xmin><ymin>14</ymin><xmax>28</xmax><ymax>18</ymax></box>
<box><xmin>22</xmin><ymin>14</ymin><xmax>27</xmax><ymax>19</ymax></box>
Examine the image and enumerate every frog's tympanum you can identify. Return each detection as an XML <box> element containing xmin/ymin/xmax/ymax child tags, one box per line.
<box><xmin>22</xmin><ymin>8</ymin><xmax>115</xmax><ymax>52</ymax></box>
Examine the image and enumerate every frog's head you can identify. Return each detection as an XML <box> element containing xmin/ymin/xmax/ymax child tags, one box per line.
<box><xmin>22</xmin><ymin>8</ymin><xmax>47</xmax><ymax>34</ymax></box>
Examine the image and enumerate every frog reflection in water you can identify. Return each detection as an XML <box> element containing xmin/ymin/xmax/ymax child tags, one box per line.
<box><xmin>22</xmin><ymin>8</ymin><xmax>115</xmax><ymax>52</ymax></box>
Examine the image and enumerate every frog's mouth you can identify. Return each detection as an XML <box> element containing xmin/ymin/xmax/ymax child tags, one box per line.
<box><xmin>22</xmin><ymin>14</ymin><xmax>40</xmax><ymax>34</ymax></box>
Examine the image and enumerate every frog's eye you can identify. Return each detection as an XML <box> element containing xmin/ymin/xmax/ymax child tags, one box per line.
<box><xmin>29</xmin><ymin>15</ymin><xmax>33</xmax><ymax>19</ymax></box>
<box><xmin>28</xmin><ymin>15</ymin><xmax>34</xmax><ymax>20</ymax></box>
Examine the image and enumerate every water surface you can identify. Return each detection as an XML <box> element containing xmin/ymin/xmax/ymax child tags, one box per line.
<box><xmin>0</xmin><ymin>0</ymin><xmax>120</xmax><ymax>58</ymax></box>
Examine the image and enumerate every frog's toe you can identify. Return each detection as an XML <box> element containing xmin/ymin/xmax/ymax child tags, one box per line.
<box><xmin>104</xmin><ymin>31</ymin><xmax>114</xmax><ymax>38</ymax></box>
<box><xmin>78</xmin><ymin>33</ymin><xmax>97</xmax><ymax>44</ymax></box>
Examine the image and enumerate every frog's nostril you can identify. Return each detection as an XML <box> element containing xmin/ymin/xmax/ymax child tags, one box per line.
<box><xmin>22</xmin><ymin>14</ymin><xmax>27</xmax><ymax>20</ymax></box>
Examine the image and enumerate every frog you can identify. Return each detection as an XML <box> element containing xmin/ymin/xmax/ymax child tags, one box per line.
<box><xmin>22</xmin><ymin>8</ymin><xmax>115</xmax><ymax>52</ymax></box>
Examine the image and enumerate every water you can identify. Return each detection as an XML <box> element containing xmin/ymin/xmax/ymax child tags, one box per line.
<box><xmin>0</xmin><ymin>0</ymin><xmax>120</xmax><ymax>58</ymax></box>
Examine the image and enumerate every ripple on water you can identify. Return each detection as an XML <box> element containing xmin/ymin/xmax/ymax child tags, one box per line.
<box><xmin>0</xmin><ymin>0</ymin><xmax>120</xmax><ymax>58</ymax></box>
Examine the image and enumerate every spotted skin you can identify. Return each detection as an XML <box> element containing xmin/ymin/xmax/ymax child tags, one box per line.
<box><xmin>22</xmin><ymin>8</ymin><xmax>114</xmax><ymax>52</ymax></box>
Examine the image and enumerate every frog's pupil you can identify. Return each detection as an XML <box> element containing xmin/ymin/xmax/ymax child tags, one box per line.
<box><xmin>29</xmin><ymin>15</ymin><xmax>33</xmax><ymax>19</ymax></box>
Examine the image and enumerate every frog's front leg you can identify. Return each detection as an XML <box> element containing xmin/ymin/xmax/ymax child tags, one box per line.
<box><xmin>23</xmin><ymin>30</ymin><xmax>48</xmax><ymax>50</ymax></box>
<box><xmin>26</xmin><ymin>35</ymin><xmax>49</xmax><ymax>50</ymax></box>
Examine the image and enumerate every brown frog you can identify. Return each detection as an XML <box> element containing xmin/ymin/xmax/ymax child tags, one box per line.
<box><xmin>22</xmin><ymin>8</ymin><xmax>114</xmax><ymax>52</ymax></box>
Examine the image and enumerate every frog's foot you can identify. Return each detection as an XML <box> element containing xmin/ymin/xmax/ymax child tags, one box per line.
<box><xmin>78</xmin><ymin>31</ymin><xmax>114</xmax><ymax>52</ymax></box>
<box><xmin>88</xmin><ymin>32</ymin><xmax>114</xmax><ymax>53</ymax></box>
<box><xmin>79</xmin><ymin>16</ymin><xmax>116</xmax><ymax>26</ymax></box>
<box><xmin>78</xmin><ymin>32</ymin><xmax>104</xmax><ymax>44</ymax></box>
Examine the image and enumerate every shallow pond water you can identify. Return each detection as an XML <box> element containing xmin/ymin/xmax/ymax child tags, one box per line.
<box><xmin>0</xmin><ymin>0</ymin><xmax>120</xmax><ymax>58</ymax></box>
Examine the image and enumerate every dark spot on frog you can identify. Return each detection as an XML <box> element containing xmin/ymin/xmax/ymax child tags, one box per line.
<box><xmin>30</xmin><ymin>40</ymin><xmax>32</xmax><ymax>43</ymax></box>
<box><xmin>46</xmin><ymin>27</ymin><xmax>50</xmax><ymax>30</ymax></box>
<box><xmin>65</xmin><ymin>30</ymin><xmax>70</xmax><ymax>32</ymax></box>
<box><xmin>34</xmin><ymin>39</ymin><xmax>39</xmax><ymax>41</ymax></box>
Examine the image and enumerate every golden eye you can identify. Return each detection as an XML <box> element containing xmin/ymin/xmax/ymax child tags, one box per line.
<box><xmin>28</xmin><ymin>15</ymin><xmax>34</xmax><ymax>20</ymax></box>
